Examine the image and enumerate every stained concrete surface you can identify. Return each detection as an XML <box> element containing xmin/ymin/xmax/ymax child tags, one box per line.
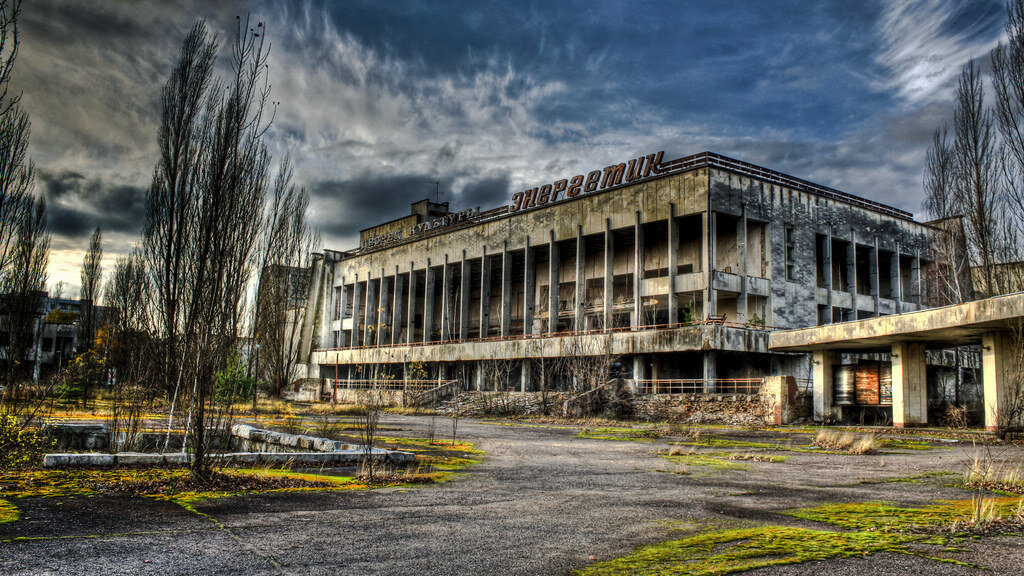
<box><xmin>3</xmin><ymin>415</ymin><xmax>1023</xmax><ymax>575</ymax></box>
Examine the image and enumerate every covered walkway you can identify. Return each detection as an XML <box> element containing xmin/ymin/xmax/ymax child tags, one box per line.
<box><xmin>769</xmin><ymin>292</ymin><xmax>1024</xmax><ymax>429</ymax></box>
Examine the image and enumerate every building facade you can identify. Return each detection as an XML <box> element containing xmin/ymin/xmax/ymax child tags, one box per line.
<box><xmin>295</xmin><ymin>151</ymin><xmax>940</xmax><ymax>395</ymax></box>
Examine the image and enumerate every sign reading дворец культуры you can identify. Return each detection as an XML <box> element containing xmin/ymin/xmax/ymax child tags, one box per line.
<box><xmin>360</xmin><ymin>206</ymin><xmax>481</xmax><ymax>250</ymax></box>
<box><xmin>509</xmin><ymin>151</ymin><xmax>663</xmax><ymax>213</ymax></box>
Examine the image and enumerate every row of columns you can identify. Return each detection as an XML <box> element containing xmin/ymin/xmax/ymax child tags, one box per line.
<box><xmin>333</xmin><ymin>209</ymin><xmax>710</xmax><ymax>347</ymax></box>
<box><xmin>819</xmin><ymin>231</ymin><xmax>922</xmax><ymax>320</ymax></box>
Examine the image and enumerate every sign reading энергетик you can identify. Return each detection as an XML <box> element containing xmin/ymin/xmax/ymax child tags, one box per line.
<box><xmin>509</xmin><ymin>151</ymin><xmax>663</xmax><ymax>212</ymax></box>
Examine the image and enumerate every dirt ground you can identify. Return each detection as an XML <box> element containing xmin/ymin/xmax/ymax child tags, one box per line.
<box><xmin>2</xmin><ymin>414</ymin><xmax>1023</xmax><ymax>575</ymax></box>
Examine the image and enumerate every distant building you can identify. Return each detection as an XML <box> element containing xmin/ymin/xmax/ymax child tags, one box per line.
<box><xmin>293</xmin><ymin>151</ymin><xmax>947</xmax><ymax>397</ymax></box>
<box><xmin>0</xmin><ymin>292</ymin><xmax>113</xmax><ymax>380</ymax></box>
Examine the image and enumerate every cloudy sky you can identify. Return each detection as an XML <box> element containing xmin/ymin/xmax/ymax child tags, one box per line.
<box><xmin>12</xmin><ymin>0</ymin><xmax>1009</xmax><ymax>295</ymax></box>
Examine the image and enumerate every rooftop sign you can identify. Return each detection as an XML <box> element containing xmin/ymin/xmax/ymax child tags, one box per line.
<box><xmin>509</xmin><ymin>151</ymin><xmax>664</xmax><ymax>212</ymax></box>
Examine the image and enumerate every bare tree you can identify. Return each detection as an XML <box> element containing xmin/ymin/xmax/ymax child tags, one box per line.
<box><xmin>0</xmin><ymin>0</ymin><xmax>22</xmax><ymax>118</ymax></box>
<box><xmin>78</xmin><ymin>226</ymin><xmax>102</xmax><ymax>353</ymax></box>
<box><xmin>953</xmin><ymin>59</ymin><xmax>1004</xmax><ymax>298</ymax></box>
<box><xmin>1</xmin><ymin>196</ymin><xmax>48</xmax><ymax>390</ymax></box>
<box><xmin>144</xmin><ymin>18</ymin><xmax>274</xmax><ymax>480</ymax></box>
<box><xmin>924</xmin><ymin>127</ymin><xmax>971</xmax><ymax>304</ymax></box>
<box><xmin>252</xmin><ymin>155</ymin><xmax>320</xmax><ymax>399</ymax></box>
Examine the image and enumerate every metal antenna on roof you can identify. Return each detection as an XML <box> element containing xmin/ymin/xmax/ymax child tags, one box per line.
<box><xmin>429</xmin><ymin>181</ymin><xmax>442</xmax><ymax>204</ymax></box>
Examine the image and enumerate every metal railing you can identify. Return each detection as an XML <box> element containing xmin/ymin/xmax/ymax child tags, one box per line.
<box><xmin>636</xmin><ymin>378</ymin><xmax>764</xmax><ymax>395</ymax></box>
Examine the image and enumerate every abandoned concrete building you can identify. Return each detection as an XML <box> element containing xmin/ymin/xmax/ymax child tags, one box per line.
<box><xmin>293</xmin><ymin>150</ymin><xmax>947</xmax><ymax>406</ymax></box>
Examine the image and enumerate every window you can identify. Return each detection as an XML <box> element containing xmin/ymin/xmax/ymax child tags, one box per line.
<box><xmin>785</xmin><ymin>226</ymin><xmax>796</xmax><ymax>281</ymax></box>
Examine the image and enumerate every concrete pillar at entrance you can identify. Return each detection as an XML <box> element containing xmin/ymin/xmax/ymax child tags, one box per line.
<box><xmin>632</xmin><ymin>355</ymin><xmax>646</xmax><ymax>394</ymax></box>
<box><xmin>702</xmin><ymin>351</ymin><xmax>717</xmax><ymax>393</ymax></box>
<box><xmin>363</xmin><ymin>277</ymin><xmax>377</xmax><ymax>345</ymax></box>
<box><xmin>520</xmin><ymin>361</ymin><xmax>531</xmax><ymax>392</ymax></box>
<box><xmin>812</xmin><ymin>350</ymin><xmax>835</xmax><ymax>422</ymax></box>
<box><xmin>983</xmin><ymin>332</ymin><xmax>1012</xmax><ymax>431</ymax></box>
<box><xmin>892</xmin><ymin>341</ymin><xmax>928</xmax><ymax>427</ymax></box>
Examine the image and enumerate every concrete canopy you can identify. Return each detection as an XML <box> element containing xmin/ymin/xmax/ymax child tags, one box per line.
<box><xmin>768</xmin><ymin>292</ymin><xmax>1024</xmax><ymax>353</ymax></box>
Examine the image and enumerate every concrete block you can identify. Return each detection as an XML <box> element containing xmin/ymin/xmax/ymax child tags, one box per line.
<box><xmin>297</xmin><ymin>435</ymin><xmax>315</xmax><ymax>450</ymax></box>
<box><xmin>386</xmin><ymin>450</ymin><xmax>416</xmax><ymax>463</ymax></box>
<box><xmin>115</xmin><ymin>452</ymin><xmax>163</xmax><ymax>466</ymax></box>
<box><xmin>163</xmin><ymin>452</ymin><xmax>193</xmax><ymax>465</ymax></box>
<box><xmin>232</xmin><ymin>424</ymin><xmax>255</xmax><ymax>439</ymax></box>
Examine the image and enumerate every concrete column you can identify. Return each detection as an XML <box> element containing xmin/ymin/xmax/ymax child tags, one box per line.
<box><xmin>633</xmin><ymin>211</ymin><xmax>644</xmax><ymax>328</ymax></box>
<box><xmin>846</xmin><ymin>233</ymin><xmax>857</xmax><ymax>295</ymax></box>
<box><xmin>870</xmin><ymin>237</ymin><xmax>879</xmax><ymax>314</ymax></box>
<box><xmin>523</xmin><ymin>241</ymin><xmax>536</xmax><ymax>335</ymax></box>
<box><xmin>702</xmin><ymin>351</ymin><xmax>717</xmax><ymax>392</ymax></box>
<box><xmin>891</xmin><ymin>244</ymin><xmax>902</xmax><ymax>314</ymax></box>
<box><xmin>363</xmin><ymin>277</ymin><xmax>377</xmax><ymax>345</ymax></box>
<box><xmin>548</xmin><ymin>231</ymin><xmax>560</xmax><ymax>334</ymax></box>
<box><xmin>633</xmin><ymin>355</ymin><xmax>646</xmax><ymax>393</ymax></box>
<box><xmin>812</xmin><ymin>350</ymin><xmax>835</xmax><ymax>422</ymax></box>
<box><xmin>500</xmin><ymin>244</ymin><xmax>512</xmax><ymax>337</ymax></box>
<box><xmin>378</xmin><ymin>273</ymin><xmax>392</xmax><ymax>345</ymax></box>
<box><xmin>575</xmin><ymin>226</ymin><xmax>585</xmax><ymax>331</ymax></box>
<box><xmin>704</xmin><ymin>212</ymin><xmax>716</xmax><ymax>317</ymax></box>
<box><xmin>479</xmin><ymin>251</ymin><xmax>491</xmax><ymax>338</ymax></box>
<box><xmin>823</xmin><ymin>231</ymin><xmax>833</xmax><ymax>322</ymax></box>
<box><xmin>892</xmin><ymin>341</ymin><xmax>928</xmax><ymax>427</ymax></box>
<box><xmin>667</xmin><ymin>203</ymin><xmax>679</xmax><ymax>325</ymax></box>
<box><xmin>406</xmin><ymin>264</ymin><xmax>416</xmax><ymax>344</ymax></box>
<box><xmin>603</xmin><ymin>219</ymin><xmax>614</xmax><ymax>329</ymax></box>
<box><xmin>520</xmin><ymin>361</ymin><xmax>531</xmax><ymax>392</ymax></box>
<box><xmin>336</xmin><ymin>275</ymin><xmax>347</xmax><ymax>347</ymax></box>
<box><xmin>391</xmin><ymin>268</ymin><xmax>405</xmax><ymax>345</ymax></box>
<box><xmin>737</xmin><ymin>206</ymin><xmax>748</xmax><ymax>323</ymax></box>
<box><xmin>350</xmin><ymin>276</ymin><xmax>362</xmax><ymax>347</ymax></box>
<box><xmin>459</xmin><ymin>251</ymin><xmax>470</xmax><ymax>340</ymax></box>
<box><xmin>423</xmin><ymin>263</ymin><xmax>435</xmax><ymax>343</ymax></box>
<box><xmin>473</xmin><ymin>362</ymin><xmax>483</xmax><ymax>391</ymax></box>
<box><xmin>911</xmin><ymin>254</ymin><xmax>921</xmax><ymax>304</ymax></box>
<box><xmin>982</xmin><ymin>332</ymin><xmax>1012</xmax><ymax>431</ymax></box>
<box><xmin>441</xmin><ymin>256</ymin><xmax>453</xmax><ymax>341</ymax></box>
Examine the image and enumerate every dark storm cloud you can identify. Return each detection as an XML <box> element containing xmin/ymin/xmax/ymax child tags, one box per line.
<box><xmin>308</xmin><ymin>174</ymin><xmax>445</xmax><ymax>240</ymax></box>
<box><xmin>10</xmin><ymin>0</ymin><xmax>1013</xmax><ymax>286</ymax></box>
<box><xmin>37</xmin><ymin>169</ymin><xmax>147</xmax><ymax>238</ymax></box>
<box><xmin>455</xmin><ymin>174</ymin><xmax>511</xmax><ymax>209</ymax></box>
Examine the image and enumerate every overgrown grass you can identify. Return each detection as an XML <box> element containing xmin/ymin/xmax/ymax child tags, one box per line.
<box><xmin>964</xmin><ymin>453</ymin><xmax>1024</xmax><ymax>494</ymax></box>
<box><xmin>813</xmin><ymin>429</ymin><xmax>877</xmax><ymax>454</ymax></box>
<box><xmin>0</xmin><ymin>499</ymin><xmax>17</xmax><ymax>524</ymax></box>
<box><xmin>576</xmin><ymin>496</ymin><xmax>1024</xmax><ymax>575</ymax></box>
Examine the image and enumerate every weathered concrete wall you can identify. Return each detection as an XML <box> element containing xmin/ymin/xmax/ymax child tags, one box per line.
<box><xmin>313</xmin><ymin>325</ymin><xmax>770</xmax><ymax>365</ymax></box>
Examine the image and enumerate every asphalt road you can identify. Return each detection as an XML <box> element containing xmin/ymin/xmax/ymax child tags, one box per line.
<box><xmin>3</xmin><ymin>415</ymin><xmax>1023</xmax><ymax>575</ymax></box>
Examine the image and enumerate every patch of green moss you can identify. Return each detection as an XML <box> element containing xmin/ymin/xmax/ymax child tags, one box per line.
<box><xmin>0</xmin><ymin>498</ymin><xmax>17</xmax><ymax>524</ymax></box>
<box><xmin>786</xmin><ymin>498</ymin><xmax>1024</xmax><ymax>531</ymax></box>
<box><xmin>876</xmin><ymin>439</ymin><xmax>942</xmax><ymax>451</ymax></box>
<box><xmin>573</xmin><ymin>525</ymin><xmax>915</xmax><ymax>576</ymax></box>
<box><xmin>661</xmin><ymin>453</ymin><xmax>752</xmax><ymax>471</ymax></box>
